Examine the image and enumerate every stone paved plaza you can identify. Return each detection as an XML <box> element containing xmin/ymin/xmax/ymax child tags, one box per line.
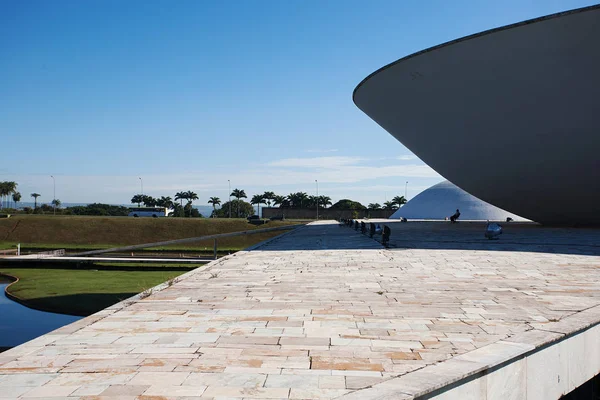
<box><xmin>1</xmin><ymin>221</ymin><xmax>599</xmax><ymax>399</ymax></box>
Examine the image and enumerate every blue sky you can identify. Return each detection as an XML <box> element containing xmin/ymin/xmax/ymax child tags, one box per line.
<box><xmin>1</xmin><ymin>0</ymin><xmax>595</xmax><ymax>207</ymax></box>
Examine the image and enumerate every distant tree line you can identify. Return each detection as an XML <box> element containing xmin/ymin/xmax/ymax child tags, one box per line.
<box><xmin>367</xmin><ymin>196</ymin><xmax>407</xmax><ymax>211</ymax></box>
<box><xmin>206</xmin><ymin>190</ymin><xmax>407</xmax><ymax>218</ymax></box>
<box><xmin>63</xmin><ymin>203</ymin><xmax>130</xmax><ymax>216</ymax></box>
<box><xmin>0</xmin><ymin>181</ymin><xmax>20</xmax><ymax>209</ymax></box>
<box><xmin>130</xmin><ymin>190</ymin><xmax>201</xmax><ymax>217</ymax></box>
<box><xmin>1</xmin><ymin>180</ymin><xmax>408</xmax><ymax>218</ymax></box>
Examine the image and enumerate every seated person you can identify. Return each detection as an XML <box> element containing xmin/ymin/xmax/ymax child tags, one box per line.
<box><xmin>450</xmin><ymin>209</ymin><xmax>461</xmax><ymax>222</ymax></box>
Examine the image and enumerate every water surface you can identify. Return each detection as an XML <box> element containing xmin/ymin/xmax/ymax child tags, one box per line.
<box><xmin>0</xmin><ymin>279</ymin><xmax>81</xmax><ymax>349</ymax></box>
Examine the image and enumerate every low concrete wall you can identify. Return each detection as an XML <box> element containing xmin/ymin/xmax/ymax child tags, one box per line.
<box><xmin>261</xmin><ymin>207</ymin><xmax>395</xmax><ymax>220</ymax></box>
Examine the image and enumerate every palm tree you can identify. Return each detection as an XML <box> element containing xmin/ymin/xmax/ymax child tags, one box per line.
<box><xmin>12</xmin><ymin>192</ymin><xmax>21</xmax><ymax>209</ymax></box>
<box><xmin>0</xmin><ymin>182</ymin><xmax>17</xmax><ymax>209</ymax></box>
<box><xmin>156</xmin><ymin>196</ymin><xmax>174</xmax><ymax>209</ymax></box>
<box><xmin>368</xmin><ymin>203</ymin><xmax>382</xmax><ymax>210</ymax></box>
<box><xmin>142</xmin><ymin>195</ymin><xmax>157</xmax><ymax>207</ymax></box>
<box><xmin>51</xmin><ymin>199</ymin><xmax>61</xmax><ymax>209</ymax></box>
<box><xmin>174</xmin><ymin>191</ymin><xmax>186</xmax><ymax>217</ymax></box>
<box><xmin>392</xmin><ymin>195</ymin><xmax>407</xmax><ymax>207</ymax></box>
<box><xmin>273</xmin><ymin>195</ymin><xmax>287</xmax><ymax>208</ymax></box>
<box><xmin>230</xmin><ymin>189</ymin><xmax>247</xmax><ymax>217</ymax></box>
<box><xmin>0</xmin><ymin>182</ymin><xmax>6</xmax><ymax>208</ymax></box>
<box><xmin>131</xmin><ymin>194</ymin><xmax>144</xmax><ymax>207</ymax></box>
<box><xmin>208</xmin><ymin>196</ymin><xmax>221</xmax><ymax>217</ymax></box>
<box><xmin>251</xmin><ymin>194</ymin><xmax>266</xmax><ymax>216</ymax></box>
<box><xmin>0</xmin><ymin>182</ymin><xmax>6</xmax><ymax>209</ymax></box>
<box><xmin>262</xmin><ymin>191</ymin><xmax>275</xmax><ymax>207</ymax></box>
<box><xmin>288</xmin><ymin>192</ymin><xmax>308</xmax><ymax>208</ymax></box>
<box><xmin>31</xmin><ymin>193</ymin><xmax>41</xmax><ymax>209</ymax></box>
<box><xmin>286</xmin><ymin>193</ymin><xmax>297</xmax><ymax>208</ymax></box>
<box><xmin>318</xmin><ymin>195</ymin><xmax>332</xmax><ymax>209</ymax></box>
<box><xmin>185</xmin><ymin>191</ymin><xmax>199</xmax><ymax>217</ymax></box>
<box><xmin>383</xmin><ymin>201</ymin><xmax>398</xmax><ymax>210</ymax></box>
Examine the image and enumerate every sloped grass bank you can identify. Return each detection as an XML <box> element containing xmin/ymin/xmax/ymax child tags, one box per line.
<box><xmin>0</xmin><ymin>216</ymin><xmax>298</xmax><ymax>252</ymax></box>
<box><xmin>0</xmin><ymin>268</ymin><xmax>186</xmax><ymax>316</ymax></box>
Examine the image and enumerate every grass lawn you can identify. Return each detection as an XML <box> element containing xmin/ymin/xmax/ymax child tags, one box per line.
<box><xmin>0</xmin><ymin>268</ymin><xmax>187</xmax><ymax>316</ymax></box>
<box><xmin>93</xmin><ymin>262</ymin><xmax>206</xmax><ymax>268</ymax></box>
<box><xmin>0</xmin><ymin>216</ymin><xmax>300</xmax><ymax>253</ymax></box>
<box><xmin>0</xmin><ymin>216</ymin><xmax>298</xmax><ymax>316</ymax></box>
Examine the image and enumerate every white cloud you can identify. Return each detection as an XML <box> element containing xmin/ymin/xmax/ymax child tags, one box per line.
<box><xmin>5</xmin><ymin>155</ymin><xmax>441</xmax><ymax>206</ymax></box>
<box><xmin>396</xmin><ymin>155</ymin><xmax>418</xmax><ymax>161</ymax></box>
<box><xmin>264</xmin><ymin>156</ymin><xmax>440</xmax><ymax>183</ymax></box>
<box><xmin>306</xmin><ymin>148</ymin><xmax>338</xmax><ymax>153</ymax></box>
<box><xmin>267</xmin><ymin>156</ymin><xmax>365</xmax><ymax>169</ymax></box>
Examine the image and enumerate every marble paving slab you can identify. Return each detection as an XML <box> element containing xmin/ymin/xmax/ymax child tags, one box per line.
<box><xmin>1</xmin><ymin>220</ymin><xmax>599</xmax><ymax>399</ymax></box>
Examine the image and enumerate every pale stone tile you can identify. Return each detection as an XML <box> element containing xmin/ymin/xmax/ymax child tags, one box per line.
<box><xmin>70</xmin><ymin>385</ymin><xmax>110</xmax><ymax>396</ymax></box>
<box><xmin>0</xmin><ymin>386</ymin><xmax>35</xmax><ymax>398</ymax></box>
<box><xmin>128</xmin><ymin>371</ymin><xmax>190</xmax><ymax>386</ymax></box>
<box><xmin>45</xmin><ymin>372</ymin><xmax>136</xmax><ymax>386</ymax></box>
<box><xmin>454</xmin><ymin>341</ymin><xmax>533</xmax><ymax>367</ymax></box>
<box><xmin>279</xmin><ymin>337</ymin><xmax>329</xmax><ymax>346</ymax></box>
<box><xmin>99</xmin><ymin>384</ymin><xmax>151</xmax><ymax>396</ymax></box>
<box><xmin>223</xmin><ymin>367</ymin><xmax>282</xmax><ymax>375</ymax></box>
<box><xmin>201</xmin><ymin>386</ymin><xmax>290</xmax><ymax>398</ymax></box>
<box><xmin>282</xmin><ymin>369</ymin><xmax>332</xmax><ymax>376</ymax></box>
<box><xmin>18</xmin><ymin>385</ymin><xmax>80</xmax><ymax>397</ymax></box>
<box><xmin>371</xmin><ymin>340</ymin><xmax>423</xmax><ymax>349</ymax></box>
<box><xmin>0</xmin><ymin>373</ymin><xmax>56</xmax><ymax>387</ymax></box>
<box><xmin>264</xmin><ymin>374</ymin><xmax>319</xmax><ymax>388</ymax></box>
<box><xmin>340</xmin><ymin>385</ymin><xmax>412</xmax><ymax>399</ymax></box>
<box><xmin>289</xmin><ymin>388</ymin><xmax>349</xmax><ymax>399</ymax></box>
<box><xmin>331</xmin><ymin>370</ymin><xmax>382</xmax><ymax>377</ymax></box>
<box><xmin>345</xmin><ymin>376</ymin><xmax>384</xmax><ymax>389</ymax></box>
<box><xmin>183</xmin><ymin>372</ymin><xmax>266</xmax><ymax>388</ymax></box>
<box><xmin>143</xmin><ymin>384</ymin><xmax>207</xmax><ymax>396</ymax></box>
<box><xmin>130</xmin><ymin>346</ymin><xmax>200</xmax><ymax>354</ymax></box>
<box><xmin>318</xmin><ymin>376</ymin><xmax>345</xmax><ymax>389</ymax></box>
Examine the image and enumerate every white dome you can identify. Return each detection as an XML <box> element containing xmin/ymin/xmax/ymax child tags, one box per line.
<box><xmin>390</xmin><ymin>181</ymin><xmax>527</xmax><ymax>221</ymax></box>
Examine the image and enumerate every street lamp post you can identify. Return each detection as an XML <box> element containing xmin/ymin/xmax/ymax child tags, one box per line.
<box><xmin>315</xmin><ymin>180</ymin><xmax>319</xmax><ymax>221</ymax></box>
<box><xmin>50</xmin><ymin>175</ymin><xmax>55</xmax><ymax>216</ymax></box>
<box><xmin>228</xmin><ymin>180</ymin><xmax>231</xmax><ymax>218</ymax></box>
<box><xmin>139</xmin><ymin>177</ymin><xmax>143</xmax><ymax>196</ymax></box>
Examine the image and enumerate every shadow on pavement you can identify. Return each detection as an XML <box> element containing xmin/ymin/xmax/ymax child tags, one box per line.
<box><xmin>254</xmin><ymin>221</ymin><xmax>600</xmax><ymax>256</ymax></box>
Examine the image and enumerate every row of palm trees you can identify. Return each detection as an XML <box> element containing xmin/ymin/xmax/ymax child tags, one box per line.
<box><xmin>368</xmin><ymin>195</ymin><xmax>407</xmax><ymax>211</ymax></box>
<box><xmin>0</xmin><ymin>181</ymin><xmax>21</xmax><ymax>209</ymax></box>
<box><xmin>207</xmin><ymin>189</ymin><xmax>335</xmax><ymax>217</ymax></box>
<box><xmin>1</xmin><ymin>181</ymin><xmax>65</xmax><ymax>212</ymax></box>
<box><xmin>131</xmin><ymin>191</ymin><xmax>200</xmax><ymax>217</ymax></box>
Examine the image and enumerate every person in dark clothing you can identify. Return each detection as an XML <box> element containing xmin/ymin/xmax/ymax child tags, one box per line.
<box><xmin>450</xmin><ymin>209</ymin><xmax>461</xmax><ymax>223</ymax></box>
<box><xmin>382</xmin><ymin>225</ymin><xmax>391</xmax><ymax>246</ymax></box>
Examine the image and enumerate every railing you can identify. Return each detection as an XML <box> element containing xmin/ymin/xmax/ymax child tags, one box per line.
<box><xmin>72</xmin><ymin>224</ymin><xmax>304</xmax><ymax>258</ymax></box>
<box><xmin>36</xmin><ymin>249</ymin><xmax>66</xmax><ymax>259</ymax></box>
<box><xmin>0</xmin><ymin>248</ymin><xmax>18</xmax><ymax>256</ymax></box>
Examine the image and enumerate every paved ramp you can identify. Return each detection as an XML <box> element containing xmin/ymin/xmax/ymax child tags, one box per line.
<box><xmin>1</xmin><ymin>221</ymin><xmax>599</xmax><ymax>399</ymax></box>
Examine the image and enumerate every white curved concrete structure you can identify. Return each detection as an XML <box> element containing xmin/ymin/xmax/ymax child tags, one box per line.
<box><xmin>390</xmin><ymin>180</ymin><xmax>527</xmax><ymax>221</ymax></box>
<box><xmin>354</xmin><ymin>5</ymin><xmax>600</xmax><ymax>225</ymax></box>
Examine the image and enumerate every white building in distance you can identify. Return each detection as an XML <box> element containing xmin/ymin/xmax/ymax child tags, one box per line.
<box><xmin>390</xmin><ymin>180</ymin><xmax>527</xmax><ymax>221</ymax></box>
